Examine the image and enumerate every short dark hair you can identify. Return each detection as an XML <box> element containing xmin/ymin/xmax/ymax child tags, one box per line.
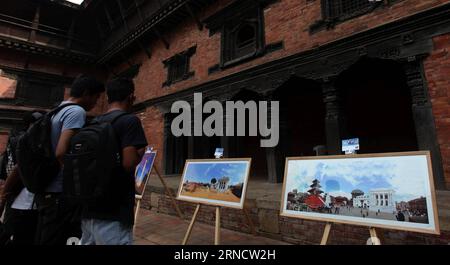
<box><xmin>70</xmin><ymin>74</ymin><xmax>105</xmax><ymax>98</ymax></box>
<box><xmin>106</xmin><ymin>78</ymin><xmax>135</xmax><ymax>104</ymax></box>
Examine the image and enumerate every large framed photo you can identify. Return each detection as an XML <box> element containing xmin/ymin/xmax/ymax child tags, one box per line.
<box><xmin>135</xmin><ymin>149</ymin><xmax>157</xmax><ymax>196</ymax></box>
<box><xmin>177</xmin><ymin>158</ymin><xmax>252</xmax><ymax>209</ymax></box>
<box><xmin>280</xmin><ymin>151</ymin><xmax>440</xmax><ymax>234</ymax></box>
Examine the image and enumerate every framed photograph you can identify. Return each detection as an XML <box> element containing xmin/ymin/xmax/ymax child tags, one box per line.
<box><xmin>135</xmin><ymin>149</ymin><xmax>157</xmax><ymax>196</ymax></box>
<box><xmin>280</xmin><ymin>151</ymin><xmax>440</xmax><ymax>235</ymax></box>
<box><xmin>177</xmin><ymin>158</ymin><xmax>252</xmax><ymax>209</ymax></box>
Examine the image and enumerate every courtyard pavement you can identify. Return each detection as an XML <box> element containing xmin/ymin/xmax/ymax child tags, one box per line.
<box><xmin>133</xmin><ymin>209</ymin><xmax>290</xmax><ymax>245</ymax></box>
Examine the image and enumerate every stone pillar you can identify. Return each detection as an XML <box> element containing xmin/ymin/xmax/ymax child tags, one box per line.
<box><xmin>322</xmin><ymin>77</ymin><xmax>344</xmax><ymax>155</ymax></box>
<box><xmin>403</xmin><ymin>57</ymin><xmax>445</xmax><ymax>190</ymax></box>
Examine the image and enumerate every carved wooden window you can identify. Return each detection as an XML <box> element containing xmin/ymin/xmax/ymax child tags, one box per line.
<box><xmin>322</xmin><ymin>0</ymin><xmax>373</xmax><ymax>20</ymax></box>
<box><xmin>221</xmin><ymin>8</ymin><xmax>264</xmax><ymax>67</ymax></box>
<box><xmin>311</xmin><ymin>0</ymin><xmax>388</xmax><ymax>33</ymax></box>
<box><xmin>163</xmin><ymin>46</ymin><xmax>196</xmax><ymax>87</ymax></box>
<box><xmin>223</xmin><ymin>21</ymin><xmax>260</xmax><ymax>64</ymax></box>
<box><xmin>204</xmin><ymin>1</ymin><xmax>277</xmax><ymax>69</ymax></box>
<box><xmin>16</xmin><ymin>78</ymin><xmax>64</xmax><ymax>107</ymax></box>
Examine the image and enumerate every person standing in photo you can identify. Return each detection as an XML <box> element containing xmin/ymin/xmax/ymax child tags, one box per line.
<box><xmin>0</xmin><ymin>111</ymin><xmax>43</xmax><ymax>245</ymax></box>
<box><xmin>80</xmin><ymin>78</ymin><xmax>147</xmax><ymax>245</ymax></box>
<box><xmin>34</xmin><ymin>75</ymin><xmax>104</xmax><ymax>245</ymax></box>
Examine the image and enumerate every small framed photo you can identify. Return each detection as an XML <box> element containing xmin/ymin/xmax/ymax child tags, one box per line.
<box><xmin>177</xmin><ymin>158</ymin><xmax>252</xmax><ymax>209</ymax></box>
<box><xmin>135</xmin><ymin>148</ymin><xmax>157</xmax><ymax>196</ymax></box>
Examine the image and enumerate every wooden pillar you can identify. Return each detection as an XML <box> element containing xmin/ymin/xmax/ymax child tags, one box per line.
<box><xmin>263</xmin><ymin>93</ymin><xmax>282</xmax><ymax>183</ymax></box>
<box><xmin>187</xmin><ymin>117</ymin><xmax>195</xmax><ymax>159</ymax></box>
<box><xmin>403</xmin><ymin>57</ymin><xmax>445</xmax><ymax>190</ymax></box>
<box><xmin>322</xmin><ymin>77</ymin><xmax>344</xmax><ymax>155</ymax></box>
<box><xmin>163</xmin><ymin>113</ymin><xmax>173</xmax><ymax>175</ymax></box>
<box><xmin>221</xmin><ymin>102</ymin><xmax>230</xmax><ymax>158</ymax></box>
<box><xmin>65</xmin><ymin>16</ymin><xmax>76</xmax><ymax>51</ymax></box>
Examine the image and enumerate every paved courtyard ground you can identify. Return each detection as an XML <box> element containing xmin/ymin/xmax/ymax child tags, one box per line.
<box><xmin>133</xmin><ymin>209</ymin><xmax>290</xmax><ymax>245</ymax></box>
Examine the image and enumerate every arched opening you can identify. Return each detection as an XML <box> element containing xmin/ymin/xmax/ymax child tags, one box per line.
<box><xmin>273</xmin><ymin>76</ymin><xmax>327</xmax><ymax>158</ymax></box>
<box><xmin>336</xmin><ymin>57</ymin><xmax>418</xmax><ymax>153</ymax></box>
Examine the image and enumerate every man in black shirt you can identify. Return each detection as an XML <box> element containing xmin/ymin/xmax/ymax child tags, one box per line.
<box><xmin>80</xmin><ymin>78</ymin><xmax>147</xmax><ymax>245</ymax></box>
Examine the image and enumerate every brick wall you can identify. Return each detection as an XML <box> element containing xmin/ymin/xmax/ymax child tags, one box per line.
<box><xmin>120</xmin><ymin>0</ymin><xmax>450</xmax><ymax>188</ymax></box>
<box><xmin>0</xmin><ymin>131</ymin><xmax>9</xmax><ymax>153</ymax></box>
<box><xmin>424</xmin><ymin>33</ymin><xmax>450</xmax><ymax>189</ymax></box>
<box><xmin>0</xmin><ymin>71</ymin><xmax>17</xmax><ymax>99</ymax></box>
<box><xmin>136</xmin><ymin>106</ymin><xmax>165</xmax><ymax>171</ymax></box>
<box><xmin>141</xmin><ymin>189</ymin><xmax>450</xmax><ymax>245</ymax></box>
<box><xmin>119</xmin><ymin>0</ymin><xmax>449</xmax><ymax>104</ymax></box>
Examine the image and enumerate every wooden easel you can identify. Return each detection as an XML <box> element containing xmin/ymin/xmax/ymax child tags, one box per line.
<box><xmin>320</xmin><ymin>223</ymin><xmax>332</xmax><ymax>245</ymax></box>
<box><xmin>181</xmin><ymin>153</ymin><xmax>255</xmax><ymax>245</ymax></box>
<box><xmin>153</xmin><ymin>166</ymin><xmax>184</xmax><ymax>219</ymax></box>
<box><xmin>320</xmin><ymin>223</ymin><xmax>381</xmax><ymax>245</ymax></box>
<box><xmin>368</xmin><ymin>227</ymin><xmax>381</xmax><ymax>245</ymax></box>
<box><xmin>134</xmin><ymin>165</ymin><xmax>184</xmax><ymax>232</ymax></box>
<box><xmin>181</xmin><ymin>204</ymin><xmax>256</xmax><ymax>245</ymax></box>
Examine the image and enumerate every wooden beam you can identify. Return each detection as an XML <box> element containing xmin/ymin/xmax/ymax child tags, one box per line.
<box><xmin>66</xmin><ymin>15</ymin><xmax>77</xmax><ymax>51</ymax></box>
<box><xmin>28</xmin><ymin>4</ymin><xmax>41</xmax><ymax>43</ymax></box>
<box><xmin>154</xmin><ymin>28</ymin><xmax>170</xmax><ymax>49</ymax></box>
<box><xmin>103</xmin><ymin>4</ymin><xmax>115</xmax><ymax>30</ymax></box>
<box><xmin>186</xmin><ymin>3</ymin><xmax>203</xmax><ymax>31</ymax></box>
<box><xmin>134</xmin><ymin>0</ymin><xmax>144</xmax><ymax>22</ymax></box>
<box><xmin>95</xmin><ymin>19</ymin><xmax>106</xmax><ymax>40</ymax></box>
<box><xmin>115</xmin><ymin>0</ymin><xmax>129</xmax><ymax>30</ymax></box>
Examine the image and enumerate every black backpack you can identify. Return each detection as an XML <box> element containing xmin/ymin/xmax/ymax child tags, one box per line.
<box><xmin>63</xmin><ymin>111</ymin><xmax>128</xmax><ymax>205</ymax></box>
<box><xmin>15</xmin><ymin>103</ymin><xmax>78</xmax><ymax>194</ymax></box>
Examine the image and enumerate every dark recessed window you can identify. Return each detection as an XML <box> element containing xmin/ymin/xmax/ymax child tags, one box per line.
<box><xmin>204</xmin><ymin>1</ymin><xmax>275</xmax><ymax>69</ymax></box>
<box><xmin>221</xmin><ymin>9</ymin><xmax>264</xmax><ymax>67</ymax></box>
<box><xmin>163</xmin><ymin>46</ymin><xmax>196</xmax><ymax>87</ymax></box>
<box><xmin>311</xmin><ymin>0</ymin><xmax>387</xmax><ymax>33</ymax></box>
<box><xmin>232</xmin><ymin>24</ymin><xmax>257</xmax><ymax>59</ymax></box>
<box><xmin>324</xmin><ymin>0</ymin><xmax>373</xmax><ymax>19</ymax></box>
<box><xmin>16</xmin><ymin>78</ymin><xmax>64</xmax><ymax>107</ymax></box>
<box><xmin>169</xmin><ymin>55</ymin><xmax>188</xmax><ymax>82</ymax></box>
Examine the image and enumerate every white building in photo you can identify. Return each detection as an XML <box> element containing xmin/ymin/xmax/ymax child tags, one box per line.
<box><xmin>212</xmin><ymin>177</ymin><xmax>230</xmax><ymax>193</ymax></box>
<box><xmin>354</xmin><ymin>194</ymin><xmax>370</xmax><ymax>208</ymax></box>
<box><xmin>353</xmin><ymin>189</ymin><xmax>396</xmax><ymax>213</ymax></box>
<box><xmin>369</xmin><ymin>189</ymin><xmax>395</xmax><ymax>213</ymax></box>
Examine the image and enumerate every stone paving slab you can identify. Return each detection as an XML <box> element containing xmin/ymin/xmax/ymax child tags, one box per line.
<box><xmin>133</xmin><ymin>209</ymin><xmax>290</xmax><ymax>245</ymax></box>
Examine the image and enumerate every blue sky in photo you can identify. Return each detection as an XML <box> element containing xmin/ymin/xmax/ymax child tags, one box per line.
<box><xmin>286</xmin><ymin>156</ymin><xmax>430</xmax><ymax>202</ymax></box>
<box><xmin>184</xmin><ymin>162</ymin><xmax>248</xmax><ymax>186</ymax></box>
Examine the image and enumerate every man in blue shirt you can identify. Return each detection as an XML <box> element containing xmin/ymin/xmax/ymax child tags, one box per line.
<box><xmin>34</xmin><ymin>75</ymin><xmax>104</xmax><ymax>245</ymax></box>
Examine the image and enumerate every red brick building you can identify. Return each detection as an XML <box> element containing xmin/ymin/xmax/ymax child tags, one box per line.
<box><xmin>1</xmin><ymin>0</ymin><xmax>450</xmax><ymax>244</ymax></box>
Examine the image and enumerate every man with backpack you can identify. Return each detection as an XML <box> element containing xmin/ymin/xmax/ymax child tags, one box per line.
<box><xmin>0</xmin><ymin>111</ymin><xmax>43</xmax><ymax>245</ymax></box>
<box><xmin>68</xmin><ymin>78</ymin><xmax>147</xmax><ymax>245</ymax></box>
<box><xmin>19</xmin><ymin>75</ymin><xmax>105</xmax><ymax>245</ymax></box>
